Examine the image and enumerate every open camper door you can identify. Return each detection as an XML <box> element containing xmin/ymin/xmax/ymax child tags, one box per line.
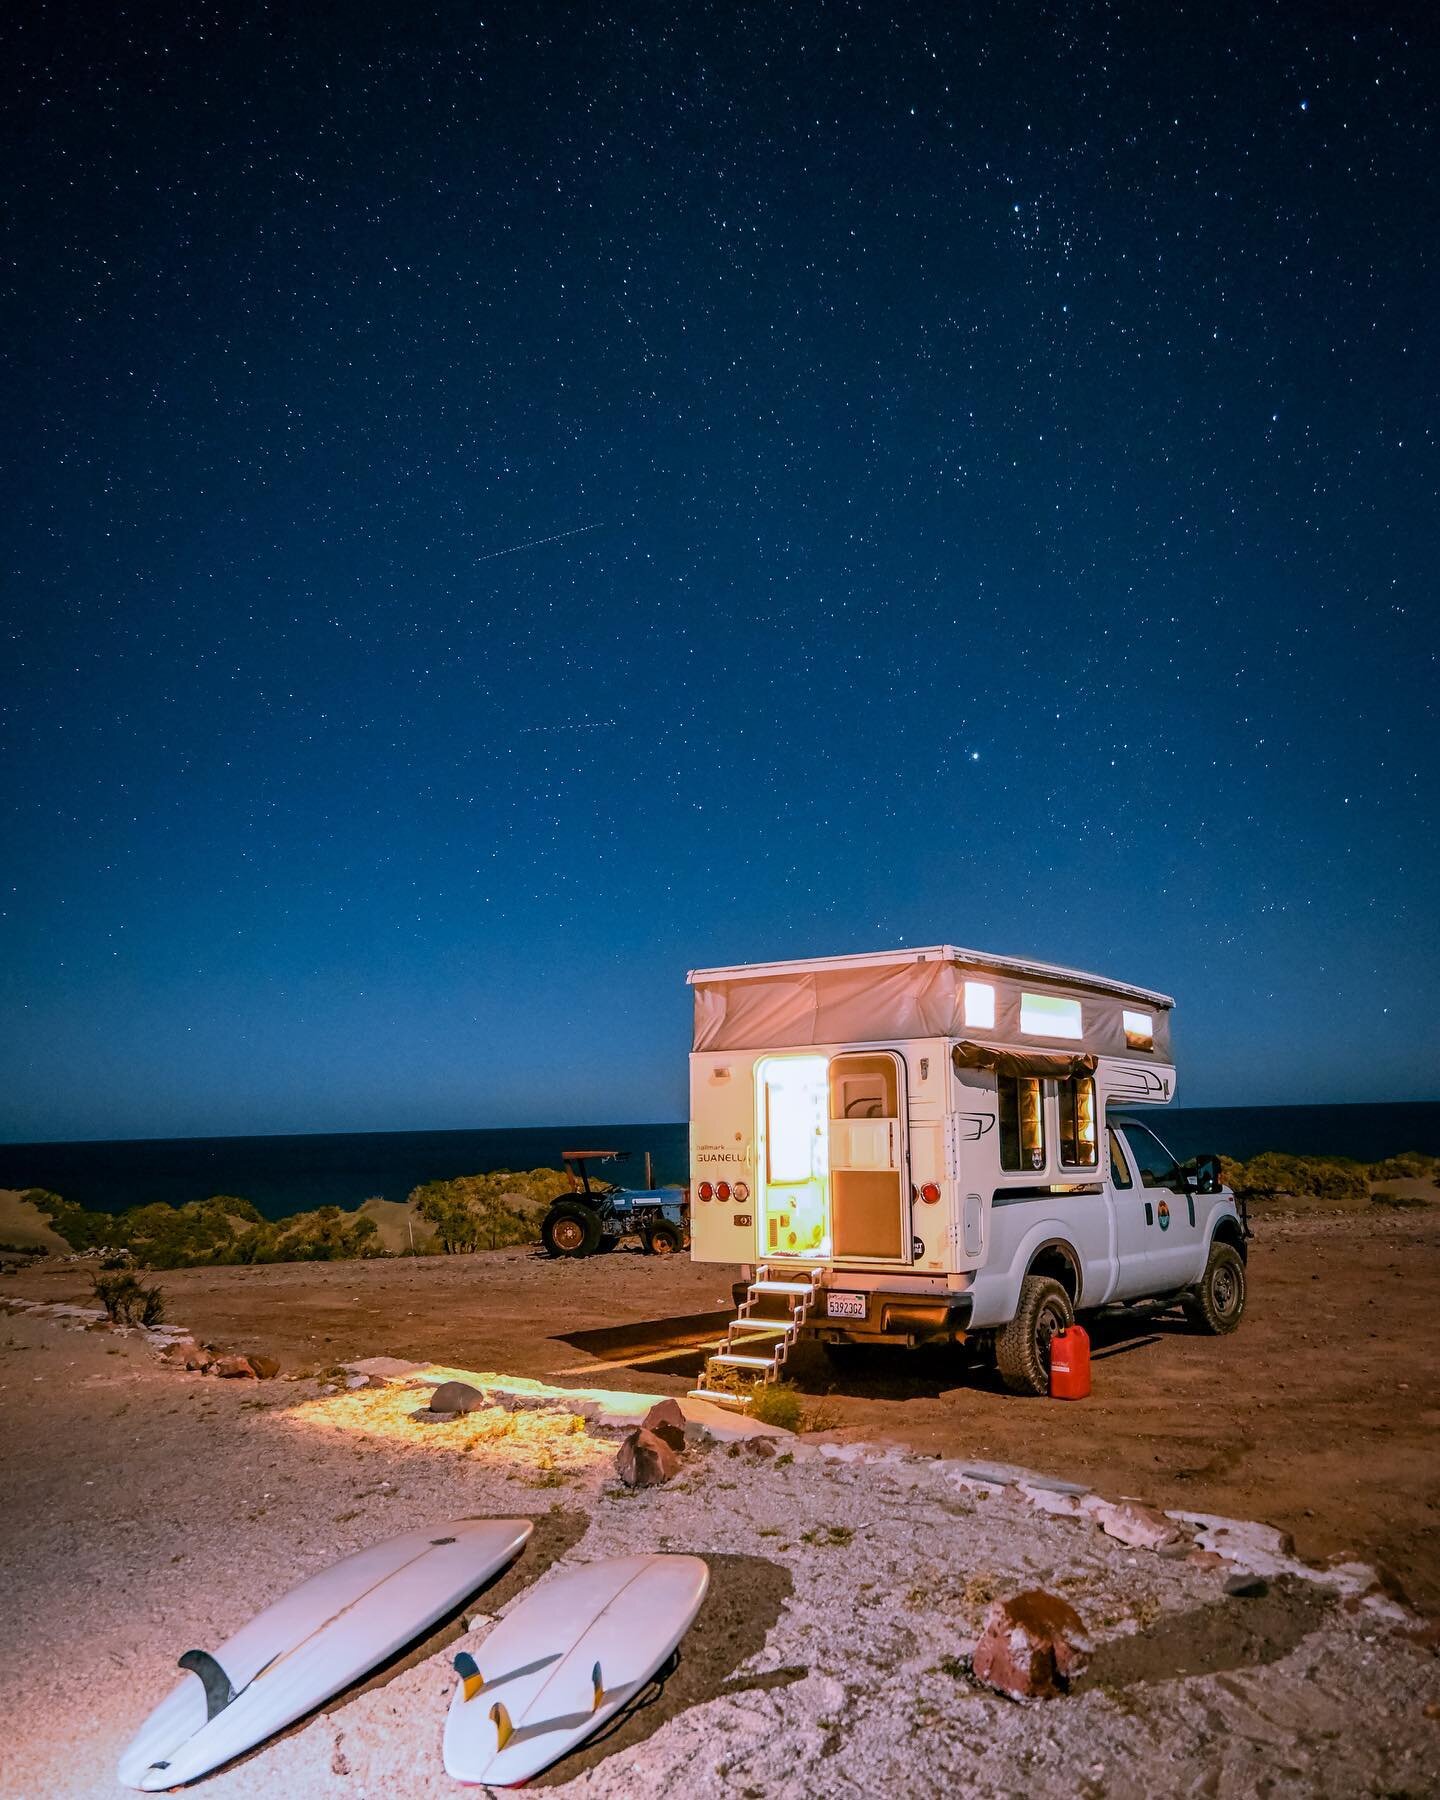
<box><xmin>828</xmin><ymin>1051</ymin><xmax>911</xmax><ymax>1264</ymax></box>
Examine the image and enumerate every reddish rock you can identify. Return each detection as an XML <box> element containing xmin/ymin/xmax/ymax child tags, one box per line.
<box><xmin>213</xmin><ymin>1354</ymin><xmax>260</xmax><ymax>1380</ymax></box>
<box><xmin>1096</xmin><ymin>1499</ymin><xmax>1182</xmax><ymax>1551</ymax></box>
<box><xmin>1186</xmin><ymin>1549</ymin><xmax>1226</xmax><ymax>1572</ymax></box>
<box><xmin>248</xmin><ymin>1354</ymin><xmax>281</xmax><ymax>1379</ymax></box>
<box><xmin>641</xmin><ymin>1398</ymin><xmax>687</xmax><ymax>1453</ymax></box>
<box><xmin>615</xmin><ymin>1426</ymin><xmax>682</xmax><ymax>1489</ymax></box>
<box><xmin>159</xmin><ymin>1339</ymin><xmax>213</xmax><ymax>1372</ymax></box>
<box><xmin>971</xmin><ymin>1590</ymin><xmax>1092</xmax><ymax>1701</ymax></box>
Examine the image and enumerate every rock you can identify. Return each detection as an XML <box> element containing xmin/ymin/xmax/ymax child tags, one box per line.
<box><xmin>971</xmin><ymin>1590</ymin><xmax>1092</xmax><ymax>1701</ymax></box>
<box><xmin>1094</xmin><ymin>1499</ymin><xmax>1182</xmax><ymax>1551</ymax></box>
<box><xmin>158</xmin><ymin>1339</ymin><xmax>211</xmax><ymax>1371</ymax></box>
<box><xmin>614</xmin><ymin>1426</ymin><xmax>682</xmax><ymax>1489</ymax></box>
<box><xmin>248</xmin><ymin>1354</ymin><xmax>281</xmax><ymax>1379</ymax></box>
<box><xmin>428</xmin><ymin>1380</ymin><xmax>488</xmax><ymax>1414</ymax></box>
<box><xmin>1186</xmin><ymin>1550</ymin><xmax>1226</xmax><ymax>1572</ymax></box>
<box><xmin>641</xmin><ymin>1398</ymin><xmax>687</xmax><ymax>1453</ymax></box>
<box><xmin>1224</xmin><ymin>1574</ymin><xmax>1270</xmax><ymax>1599</ymax></box>
<box><xmin>212</xmin><ymin>1354</ymin><xmax>260</xmax><ymax>1380</ymax></box>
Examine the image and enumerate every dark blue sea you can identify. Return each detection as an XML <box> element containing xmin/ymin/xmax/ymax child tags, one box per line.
<box><xmin>0</xmin><ymin>1103</ymin><xmax>1435</xmax><ymax>1222</ymax></box>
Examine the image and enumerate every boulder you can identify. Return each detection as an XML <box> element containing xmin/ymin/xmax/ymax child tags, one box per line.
<box><xmin>971</xmin><ymin>1590</ymin><xmax>1092</xmax><ymax>1702</ymax></box>
<box><xmin>212</xmin><ymin>1354</ymin><xmax>260</xmax><ymax>1380</ymax></box>
<box><xmin>428</xmin><ymin>1380</ymin><xmax>488</xmax><ymax>1414</ymax></box>
<box><xmin>641</xmin><ymin>1398</ymin><xmax>687</xmax><ymax>1454</ymax></box>
<box><xmin>614</xmin><ymin>1426</ymin><xmax>682</xmax><ymax>1489</ymax></box>
<box><xmin>158</xmin><ymin>1339</ymin><xmax>212</xmax><ymax>1371</ymax></box>
<box><xmin>248</xmin><ymin>1354</ymin><xmax>281</xmax><ymax>1379</ymax></box>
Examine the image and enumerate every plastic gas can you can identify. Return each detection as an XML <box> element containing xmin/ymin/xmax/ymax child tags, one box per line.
<box><xmin>1049</xmin><ymin>1323</ymin><xmax>1091</xmax><ymax>1400</ymax></box>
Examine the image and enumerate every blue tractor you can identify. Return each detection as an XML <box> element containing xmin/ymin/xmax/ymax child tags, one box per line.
<box><xmin>540</xmin><ymin>1149</ymin><xmax>690</xmax><ymax>1259</ymax></box>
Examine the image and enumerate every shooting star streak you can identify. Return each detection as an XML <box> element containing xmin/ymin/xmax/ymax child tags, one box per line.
<box><xmin>474</xmin><ymin>522</ymin><xmax>603</xmax><ymax>563</ymax></box>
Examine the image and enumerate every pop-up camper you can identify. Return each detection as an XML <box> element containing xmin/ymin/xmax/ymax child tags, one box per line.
<box><xmin>687</xmin><ymin>945</ymin><xmax>1246</xmax><ymax>1400</ymax></box>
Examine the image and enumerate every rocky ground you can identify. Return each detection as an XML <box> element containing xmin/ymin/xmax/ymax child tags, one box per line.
<box><xmin>5</xmin><ymin>1199</ymin><xmax>1438</xmax><ymax>1613</ymax></box>
<box><xmin>1</xmin><ymin>1300</ymin><xmax>1439</xmax><ymax>1798</ymax></box>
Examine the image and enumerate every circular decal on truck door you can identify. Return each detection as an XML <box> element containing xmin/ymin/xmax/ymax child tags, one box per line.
<box><xmin>1157</xmin><ymin>1199</ymin><xmax>1171</xmax><ymax>1231</ymax></box>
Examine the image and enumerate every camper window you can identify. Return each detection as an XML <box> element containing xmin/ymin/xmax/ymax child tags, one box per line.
<box><xmin>1020</xmin><ymin>991</ymin><xmax>1083</xmax><ymax>1039</ymax></box>
<box><xmin>1123</xmin><ymin>1009</ymin><xmax>1155</xmax><ymax>1052</ymax></box>
<box><xmin>1058</xmin><ymin>1075</ymin><xmax>1099</xmax><ymax>1167</ymax></box>
<box><xmin>963</xmin><ymin>981</ymin><xmax>995</xmax><ymax>1029</ymax></box>
<box><xmin>998</xmin><ymin>1075</ymin><xmax>1046</xmax><ymax>1172</ymax></box>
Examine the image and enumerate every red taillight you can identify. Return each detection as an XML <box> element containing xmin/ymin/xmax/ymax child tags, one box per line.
<box><xmin>717</xmin><ymin>1181</ymin><xmax>731</xmax><ymax>1201</ymax></box>
<box><xmin>733</xmin><ymin>1181</ymin><xmax>750</xmax><ymax>1201</ymax></box>
<box><xmin>698</xmin><ymin>1182</ymin><xmax>714</xmax><ymax>1201</ymax></box>
<box><xmin>919</xmin><ymin>1182</ymin><xmax>942</xmax><ymax>1204</ymax></box>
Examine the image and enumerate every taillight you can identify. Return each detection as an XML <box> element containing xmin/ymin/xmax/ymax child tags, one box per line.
<box><xmin>733</xmin><ymin>1181</ymin><xmax>750</xmax><ymax>1201</ymax></box>
<box><xmin>717</xmin><ymin>1181</ymin><xmax>731</xmax><ymax>1201</ymax></box>
<box><xmin>919</xmin><ymin>1182</ymin><xmax>942</xmax><ymax>1204</ymax></box>
<box><xmin>698</xmin><ymin>1182</ymin><xmax>714</xmax><ymax>1201</ymax></box>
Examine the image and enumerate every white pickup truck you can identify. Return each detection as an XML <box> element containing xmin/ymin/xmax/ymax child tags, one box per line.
<box><xmin>686</xmin><ymin>945</ymin><xmax>1248</xmax><ymax>1400</ymax></box>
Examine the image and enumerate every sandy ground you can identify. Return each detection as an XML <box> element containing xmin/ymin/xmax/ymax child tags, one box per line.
<box><xmin>1</xmin><ymin>1303</ymin><xmax>1437</xmax><ymax>1800</ymax></box>
<box><xmin>6</xmin><ymin>1200</ymin><xmax>1439</xmax><ymax>1615</ymax></box>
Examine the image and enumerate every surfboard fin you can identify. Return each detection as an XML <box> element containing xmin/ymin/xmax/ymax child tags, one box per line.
<box><xmin>453</xmin><ymin>1650</ymin><xmax>485</xmax><ymax>1702</ymax></box>
<box><xmin>177</xmin><ymin>1649</ymin><xmax>236</xmax><ymax>1723</ymax></box>
<box><xmin>489</xmin><ymin>1699</ymin><xmax>513</xmax><ymax>1751</ymax></box>
<box><xmin>592</xmin><ymin>1660</ymin><xmax>604</xmax><ymax>1711</ymax></box>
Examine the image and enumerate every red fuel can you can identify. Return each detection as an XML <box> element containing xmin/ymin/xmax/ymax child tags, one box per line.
<box><xmin>1049</xmin><ymin>1323</ymin><xmax>1091</xmax><ymax>1400</ymax></box>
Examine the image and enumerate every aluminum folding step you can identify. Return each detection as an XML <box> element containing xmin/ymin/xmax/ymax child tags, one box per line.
<box><xmin>748</xmin><ymin>1279</ymin><xmax>818</xmax><ymax>1295</ymax></box>
<box><xmin>686</xmin><ymin>1385</ymin><xmax>748</xmax><ymax>1408</ymax></box>
<box><xmin>709</xmin><ymin>1352</ymin><xmax>777</xmax><ymax>1371</ymax></box>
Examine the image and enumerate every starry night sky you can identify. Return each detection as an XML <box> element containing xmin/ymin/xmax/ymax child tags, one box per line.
<box><xmin>3</xmin><ymin>3</ymin><xmax>1436</xmax><ymax>1142</ymax></box>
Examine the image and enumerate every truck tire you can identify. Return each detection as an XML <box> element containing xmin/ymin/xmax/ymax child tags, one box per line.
<box><xmin>542</xmin><ymin>1202</ymin><xmax>601</xmax><ymax>1259</ymax></box>
<box><xmin>644</xmin><ymin>1221</ymin><xmax>682</xmax><ymax>1255</ymax></box>
<box><xmin>995</xmin><ymin>1275</ymin><xmax>1073</xmax><ymax>1397</ymax></box>
<box><xmin>1184</xmin><ymin>1241</ymin><xmax>1246</xmax><ymax>1334</ymax></box>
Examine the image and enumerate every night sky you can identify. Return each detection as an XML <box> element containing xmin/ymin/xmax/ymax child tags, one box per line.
<box><xmin>3</xmin><ymin>4</ymin><xmax>1436</xmax><ymax>1143</ymax></box>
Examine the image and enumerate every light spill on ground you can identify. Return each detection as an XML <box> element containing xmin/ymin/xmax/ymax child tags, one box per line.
<box><xmin>1</xmin><ymin>1305</ymin><xmax>1436</xmax><ymax>1800</ymax></box>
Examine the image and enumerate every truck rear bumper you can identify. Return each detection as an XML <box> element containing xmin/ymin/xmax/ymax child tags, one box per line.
<box><xmin>806</xmin><ymin>1292</ymin><xmax>973</xmax><ymax>1347</ymax></box>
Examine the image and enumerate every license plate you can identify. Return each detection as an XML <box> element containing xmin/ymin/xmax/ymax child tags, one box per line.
<box><xmin>826</xmin><ymin>1291</ymin><xmax>867</xmax><ymax>1321</ymax></box>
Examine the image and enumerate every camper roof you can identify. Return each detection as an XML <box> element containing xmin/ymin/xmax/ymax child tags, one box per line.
<box><xmin>687</xmin><ymin>945</ymin><xmax>1173</xmax><ymax>1010</ymax></box>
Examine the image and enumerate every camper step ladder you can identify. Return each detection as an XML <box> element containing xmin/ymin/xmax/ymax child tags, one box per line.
<box><xmin>688</xmin><ymin>1266</ymin><xmax>822</xmax><ymax>1410</ymax></box>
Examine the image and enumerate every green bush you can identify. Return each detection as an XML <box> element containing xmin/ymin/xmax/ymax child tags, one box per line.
<box><xmin>407</xmin><ymin>1168</ymin><xmax>572</xmax><ymax>1253</ymax></box>
<box><xmin>1226</xmin><ymin>1153</ymin><xmax>1368</xmax><ymax>1205</ymax></box>
<box><xmin>746</xmin><ymin>1381</ymin><xmax>803</xmax><ymax>1432</ymax></box>
<box><xmin>1367</xmin><ymin>1152</ymin><xmax>1440</xmax><ymax>1183</ymax></box>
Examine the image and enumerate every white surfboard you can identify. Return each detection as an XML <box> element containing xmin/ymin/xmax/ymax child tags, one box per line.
<box><xmin>443</xmin><ymin>1553</ymin><xmax>709</xmax><ymax>1787</ymax></box>
<box><xmin>118</xmin><ymin>1517</ymin><xmax>533</xmax><ymax>1791</ymax></box>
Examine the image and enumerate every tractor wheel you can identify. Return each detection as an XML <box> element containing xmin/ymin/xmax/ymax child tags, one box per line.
<box><xmin>542</xmin><ymin>1202</ymin><xmax>601</xmax><ymax>1259</ymax></box>
<box><xmin>644</xmin><ymin>1221</ymin><xmax>682</xmax><ymax>1256</ymax></box>
<box><xmin>1184</xmin><ymin>1241</ymin><xmax>1246</xmax><ymax>1335</ymax></box>
<box><xmin>994</xmin><ymin>1275</ymin><xmax>1073</xmax><ymax>1397</ymax></box>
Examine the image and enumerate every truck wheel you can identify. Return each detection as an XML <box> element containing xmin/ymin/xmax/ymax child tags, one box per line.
<box><xmin>1184</xmin><ymin>1241</ymin><xmax>1246</xmax><ymax>1334</ymax></box>
<box><xmin>995</xmin><ymin>1275</ymin><xmax>1073</xmax><ymax>1397</ymax></box>
<box><xmin>644</xmin><ymin>1222</ymin><xmax>682</xmax><ymax>1256</ymax></box>
<box><xmin>542</xmin><ymin>1203</ymin><xmax>601</xmax><ymax>1259</ymax></box>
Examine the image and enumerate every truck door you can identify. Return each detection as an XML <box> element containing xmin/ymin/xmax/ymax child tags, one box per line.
<box><xmin>829</xmin><ymin>1051</ymin><xmax>911</xmax><ymax>1264</ymax></box>
<box><xmin>1110</xmin><ymin>1120</ymin><xmax>1203</xmax><ymax>1293</ymax></box>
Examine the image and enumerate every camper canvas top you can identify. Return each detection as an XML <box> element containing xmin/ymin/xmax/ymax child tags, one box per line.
<box><xmin>688</xmin><ymin>945</ymin><xmax>1174</xmax><ymax>1062</ymax></box>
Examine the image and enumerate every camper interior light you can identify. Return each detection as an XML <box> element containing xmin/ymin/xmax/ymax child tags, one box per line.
<box><xmin>1122</xmin><ymin>1009</ymin><xmax>1155</xmax><ymax>1051</ymax></box>
<box><xmin>963</xmin><ymin>980</ymin><xmax>996</xmax><ymax>1028</ymax></box>
<box><xmin>1020</xmin><ymin>991</ymin><xmax>1083</xmax><ymax>1039</ymax></box>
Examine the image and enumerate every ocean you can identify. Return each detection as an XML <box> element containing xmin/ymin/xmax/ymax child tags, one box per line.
<box><xmin>0</xmin><ymin>1102</ymin><xmax>1435</xmax><ymax>1222</ymax></box>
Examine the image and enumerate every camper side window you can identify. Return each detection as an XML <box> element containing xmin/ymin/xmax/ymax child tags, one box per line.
<box><xmin>998</xmin><ymin>1076</ymin><xmax>1045</xmax><ymax>1172</ymax></box>
<box><xmin>1059</xmin><ymin>1075</ymin><xmax>1099</xmax><ymax>1167</ymax></box>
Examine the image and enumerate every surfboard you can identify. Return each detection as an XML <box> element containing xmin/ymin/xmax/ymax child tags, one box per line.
<box><xmin>443</xmin><ymin>1553</ymin><xmax>709</xmax><ymax>1787</ymax></box>
<box><xmin>117</xmin><ymin>1516</ymin><xmax>533</xmax><ymax>1791</ymax></box>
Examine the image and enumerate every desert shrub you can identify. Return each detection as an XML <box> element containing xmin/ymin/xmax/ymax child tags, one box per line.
<box><xmin>747</xmin><ymin>1381</ymin><xmax>803</xmax><ymax>1432</ymax></box>
<box><xmin>1227</xmin><ymin>1153</ymin><xmax>1368</xmax><ymax>1205</ymax></box>
<box><xmin>408</xmin><ymin>1168</ymin><xmax>568</xmax><ymax>1253</ymax></box>
<box><xmin>1371</xmin><ymin>1189</ymin><xmax>1430</xmax><ymax>1210</ymax></box>
<box><xmin>1368</xmin><ymin>1152</ymin><xmax>1440</xmax><ymax>1183</ymax></box>
<box><xmin>92</xmin><ymin>1269</ymin><xmax>165</xmax><ymax>1326</ymax></box>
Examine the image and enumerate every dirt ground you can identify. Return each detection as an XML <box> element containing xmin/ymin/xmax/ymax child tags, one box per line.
<box><xmin>6</xmin><ymin>1202</ymin><xmax>1439</xmax><ymax>1613</ymax></box>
